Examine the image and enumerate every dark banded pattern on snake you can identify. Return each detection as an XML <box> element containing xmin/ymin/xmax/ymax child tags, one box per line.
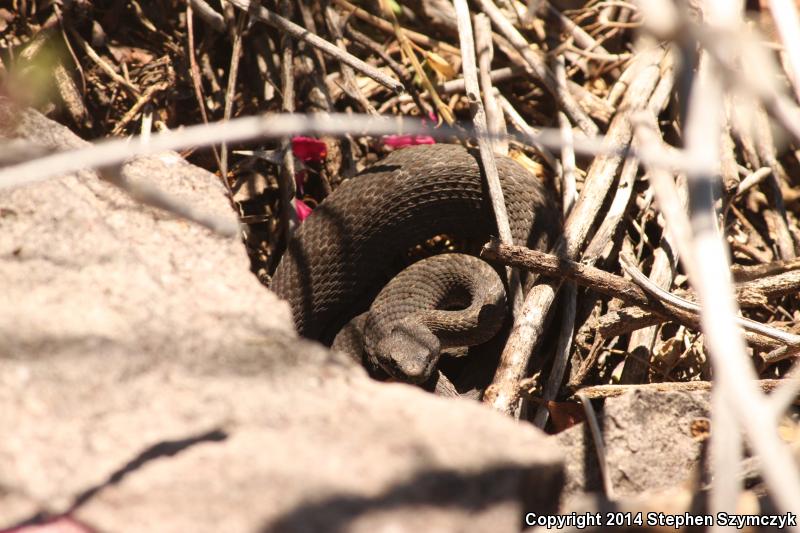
<box><xmin>332</xmin><ymin>253</ymin><xmax>507</xmax><ymax>383</ymax></box>
<box><xmin>271</xmin><ymin>144</ymin><xmax>559</xmax><ymax>363</ymax></box>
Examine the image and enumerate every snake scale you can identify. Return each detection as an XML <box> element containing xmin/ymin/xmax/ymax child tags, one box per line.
<box><xmin>272</xmin><ymin>144</ymin><xmax>559</xmax><ymax>381</ymax></box>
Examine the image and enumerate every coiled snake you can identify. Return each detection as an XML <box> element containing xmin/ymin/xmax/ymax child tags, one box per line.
<box><xmin>272</xmin><ymin>144</ymin><xmax>558</xmax><ymax>383</ymax></box>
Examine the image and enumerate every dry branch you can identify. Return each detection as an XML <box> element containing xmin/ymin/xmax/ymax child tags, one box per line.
<box><xmin>483</xmin><ymin>45</ymin><xmax>668</xmax><ymax>416</ymax></box>
<box><xmin>576</xmin><ymin>380</ymin><xmax>788</xmax><ymax>400</ymax></box>
<box><xmin>453</xmin><ymin>0</ymin><xmax>523</xmax><ymax>318</ymax></box>
<box><xmin>481</xmin><ymin>239</ymin><xmax>800</xmax><ymax>348</ymax></box>
<box><xmin>476</xmin><ymin>0</ymin><xmax>599</xmax><ymax>137</ymax></box>
<box><xmin>331</xmin><ymin>0</ymin><xmax>461</xmax><ymax>55</ymax></box>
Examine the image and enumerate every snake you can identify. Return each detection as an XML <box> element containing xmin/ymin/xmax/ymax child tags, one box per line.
<box><xmin>329</xmin><ymin>253</ymin><xmax>507</xmax><ymax>384</ymax></box>
<box><xmin>271</xmin><ymin>143</ymin><xmax>559</xmax><ymax>383</ymax></box>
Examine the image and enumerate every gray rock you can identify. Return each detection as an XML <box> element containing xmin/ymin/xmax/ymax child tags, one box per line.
<box><xmin>2</xmin><ymin>346</ymin><xmax>564</xmax><ymax>532</ymax></box>
<box><xmin>0</xmin><ymin>104</ymin><xmax>564</xmax><ymax>532</ymax></box>
<box><xmin>0</xmin><ymin>101</ymin><xmax>295</xmax><ymax>368</ymax></box>
<box><xmin>556</xmin><ymin>389</ymin><xmax>710</xmax><ymax>500</ymax></box>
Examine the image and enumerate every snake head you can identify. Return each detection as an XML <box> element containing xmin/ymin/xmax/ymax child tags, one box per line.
<box><xmin>374</xmin><ymin>319</ymin><xmax>441</xmax><ymax>384</ymax></box>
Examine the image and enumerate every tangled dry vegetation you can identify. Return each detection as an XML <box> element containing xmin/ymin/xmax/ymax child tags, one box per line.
<box><xmin>4</xmin><ymin>0</ymin><xmax>800</xmax><ymax>407</ymax></box>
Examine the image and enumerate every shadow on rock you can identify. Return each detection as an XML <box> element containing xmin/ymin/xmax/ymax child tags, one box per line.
<box><xmin>7</xmin><ymin>428</ymin><xmax>228</xmax><ymax>530</ymax></box>
<box><xmin>262</xmin><ymin>462</ymin><xmax>563</xmax><ymax>533</ymax></box>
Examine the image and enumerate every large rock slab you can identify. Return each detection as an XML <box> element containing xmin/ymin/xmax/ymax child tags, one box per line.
<box><xmin>0</xmin><ymin>104</ymin><xmax>564</xmax><ymax>532</ymax></box>
<box><xmin>2</xmin><ymin>343</ymin><xmax>564</xmax><ymax>532</ymax></box>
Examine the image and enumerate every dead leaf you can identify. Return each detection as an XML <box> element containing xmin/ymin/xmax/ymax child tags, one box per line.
<box><xmin>425</xmin><ymin>50</ymin><xmax>457</xmax><ymax>80</ymax></box>
<box><xmin>509</xmin><ymin>149</ymin><xmax>545</xmax><ymax>178</ymax></box>
<box><xmin>548</xmin><ymin>400</ymin><xmax>585</xmax><ymax>432</ymax></box>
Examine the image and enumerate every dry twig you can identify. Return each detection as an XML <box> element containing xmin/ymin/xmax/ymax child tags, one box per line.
<box><xmin>227</xmin><ymin>0</ymin><xmax>404</xmax><ymax>93</ymax></box>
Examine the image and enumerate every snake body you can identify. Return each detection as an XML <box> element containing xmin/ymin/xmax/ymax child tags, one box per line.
<box><xmin>272</xmin><ymin>144</ymin><xmax>559</xmax><ymax>372</ymax></box>
<box><xmin>332</xmin><ymin>253</ymin><xmax>507</xmax><ymax>383</ymax></box>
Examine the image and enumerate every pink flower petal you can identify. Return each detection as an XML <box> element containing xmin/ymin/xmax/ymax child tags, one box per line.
<box><xmin>291</xmin><ymin>137</ymin><xmax>327</xmax><ymax>162</ymax></box>
<box><xmin>383</xmin><ymin>114</ymin><xmax>437</xmax><ymax>149</ymax></box>
<box><xmin>295</xmin><ymin>198</ymin><xmax>313</xmax><ymax>222</ymax></box>
<box><xmin>382</xmin><ymin>134</ymin><xmax>436</xmax><ymax>149</ymax></box>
